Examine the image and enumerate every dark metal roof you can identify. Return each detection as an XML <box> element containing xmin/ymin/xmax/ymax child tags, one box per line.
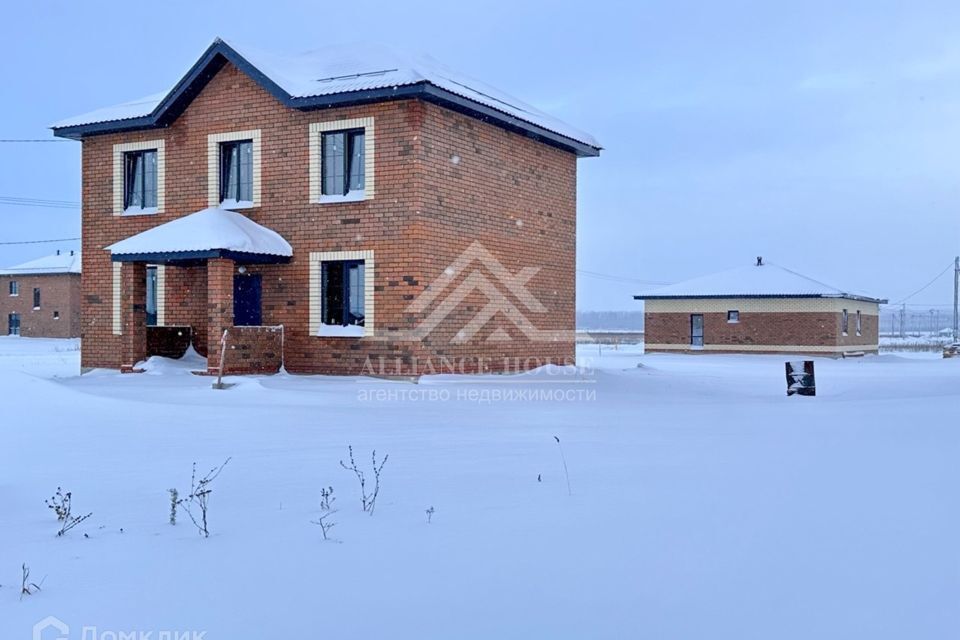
<box><xmin>51</xmin><ymin>39</ymin><xmax>601</xmax><ymax>158</ymax></box>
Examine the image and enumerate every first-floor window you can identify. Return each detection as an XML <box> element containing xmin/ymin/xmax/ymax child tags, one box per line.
<box><xmin>841</xmin><ymin>309</ymin><xmax>849</xmax><ymax>335</ymax></box>
<box><xmin>9</xmin><ymin>280</ymin><xmax>18</xmax><ymax>296</ymax></box>
<box><xmin>146</xmin><ymin>266</ymin><xmax>158</xmax><ymax>326</ymax></box>
<box><xmin>321</xmin><ymin>129</ymin><xmax>365</xmax><ymax>197</ymax></box>
<box><xmin>220</xmin><ymin>140</ymin><xmax>254</xmax><ymax>204</ymax></box>
<box><xmin>7</xmin><ymin>313</ymin><xmax>20</xmax><ymax>336</ymax></box>
<box><xmin>321</xmin><ymin>260</ymin><xmax>365</xmax><ymax>326</ymax></box>
<box><xmin>33</xmin><ymin>287</ymin><xmax>40</xmax><ymax>309</ymax></box>
<box><xmin>727</xmin><ymin>310</ymin><xmax>739</xmax><ymax>323</ymax></box>
<box><xmin>53</xmin><ymin>311</ymin><xmax>60</xmax><ymax>320</ymax></box>
<box><xmin>856</xmin><ymin>310</ymin><xmax>862</xmax><ymax>336</ymax></box>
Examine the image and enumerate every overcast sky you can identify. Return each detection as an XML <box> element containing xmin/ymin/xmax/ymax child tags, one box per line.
<box><xmin>1</xmin><ymin>0</ymin><xmax>959</xmax><ymax>311</ymax></box>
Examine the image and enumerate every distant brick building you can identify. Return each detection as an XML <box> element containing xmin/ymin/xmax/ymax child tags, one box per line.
<box><xmin>52</xmin><ymin>39</ymin><xmax>600</xmax><ymax>375</ymax></box>
<box><xmin>0</xmin><ymin>251</ymin><xmax>81</xmax><ymax>338</ymax></box>
<box><xmin>635</xmin><ymin>259</ymin><xmax>886</xmax><ymax>356</ymax></box>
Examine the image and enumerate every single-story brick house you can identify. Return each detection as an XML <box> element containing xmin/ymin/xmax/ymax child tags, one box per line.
<box><xmin>635</xmin><ymin>259</ymin><xmax>886</xmax><ymax>356</ymax></box>
<box><xmin>51</xmin><ymin>39</ymin><xmax>600</xmax><ymax>375</ymax></box>
<box><xmin>0</xmin><ymin>251</ymin><xmax>81</xmax><ymax>338</ymax></box>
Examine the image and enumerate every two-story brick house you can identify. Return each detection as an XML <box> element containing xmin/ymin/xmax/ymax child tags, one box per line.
<box><xmin>52</xmin><ymin>39</ymin><xmax>600</xmax><ymax>375</ymax></box>
<box><xmin>0</xmin><ymin>251</ymin><xmax>81</xmax><ymax>339</ymax></box>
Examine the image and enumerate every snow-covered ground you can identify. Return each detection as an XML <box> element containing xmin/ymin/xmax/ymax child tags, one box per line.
<box><xmin>2</xmin><ymin>338</ymin><xmax>959</xmax><ymax>639</ymax></box>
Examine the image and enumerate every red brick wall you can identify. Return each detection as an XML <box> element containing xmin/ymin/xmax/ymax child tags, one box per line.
<box><xmin>222</xmin><ymin>326</ymin><xmax>283</xmax><ymax>374</ymax></box>
<box><xmin>0</xmin><ymin>273</ymin><xmax>81</xmax><ymax>338</ymax></box>
<box><xmin>644</xmin><ymin>309</ymin><xmax>880</xmax><ymax>354</ymax></box>
<box><xmin>78</xmin><ymin>62</ymin><xmax>581</xmax><ymax>374</ymax></box>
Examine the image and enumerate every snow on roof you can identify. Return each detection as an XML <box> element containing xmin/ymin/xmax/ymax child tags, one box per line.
<box><xmin>52</xmin><ymin>39</ymin><xmax>599</xmax><ymax>151</ymax></box>
<box><xmin>106</xmin><ymin>208</ymin><xmax>292</xmax><ymax>258</ymax></box>
<box><xmin>0</xmin><ymin>251</ymin><xmax>81</xmax><ymax>276</ymax></box>
<box><xmin>634</xmin><ymin>262</ymin><xmax>886</xmax><ymax>303</ymax></box>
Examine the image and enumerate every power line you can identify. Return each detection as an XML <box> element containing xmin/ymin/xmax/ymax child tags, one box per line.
<box><xmin>890</xmin><ymin>261</ymin><xmax>955</xmax><ymax>305</ymax></box>
<box><xmin>0</xmin><ymin>237</ymin><xmax>80</xmax><ymax>246</ymax></box>
<box><xmin>0</xmin><ymin>196</ymin><xmax>80</xmax><ymax>209</ymax></box>
<box><xmin>577</xmin><ymin>269</ymin><xmax>671</xmax><ymax>285</ymax></box>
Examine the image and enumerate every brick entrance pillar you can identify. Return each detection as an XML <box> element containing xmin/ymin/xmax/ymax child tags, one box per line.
<box><xmin>120</xmin><ymin>262</ymin><xmax>147</xmax><ymax>370</ymax></box>
<box><xmin>207</xmin><ymin>258</ymin><xmax>234</xmax><ymax>374</ymax></box>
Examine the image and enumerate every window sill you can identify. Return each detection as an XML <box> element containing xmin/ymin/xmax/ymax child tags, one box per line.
<box><xmin>123</xmin><ymin>207</ymin><xmax>159</xmax><ymax>216</ymax></box>
<box><xmin>315</xmin><ymin>191</ymin><xmax>366</xmax><ymax>205</ymax></box>
<box><xmin>9</xmin><ymin>294</ymin><xmax>18</xmax><ymax>297</ymax></box>
<box><xmin>727</xmin><ymin>320</ymin><xmax>739</xmax><ymax>324</ymax></box>
<box><xmin>33</xmin><ymin>307</ymin><xmax>40</xmax><ymax>311</ymax></box>
<box><xmin>317</xmin><ymin>324</ymin><xmax>366</xmax><ymax>338</ymax></box>
<box><xmin>220</xmin><ymin>199</ymin><xmax>256</xmax><ymax>210</ymax></box>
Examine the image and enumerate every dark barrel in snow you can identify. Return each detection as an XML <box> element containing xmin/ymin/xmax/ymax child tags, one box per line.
<box><xmin>785</xmin><ymin>361</ymin><xmax>816</xmax><ymax>396</ymax></box>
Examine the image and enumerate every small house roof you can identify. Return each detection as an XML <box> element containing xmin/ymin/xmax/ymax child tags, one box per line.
<box><xmin>634</xmin><ymin>261</ymin><xmax>886</xmax><ymax>304</ymax></box>
<box><xmin>51</xmin><ymin>39</ymin><xmax>601</xmax><ymax>157</ymax></box>
<box><xmin>0</xmin><ymin>251</ymin><xmax>81</xmax><ymax>276</ymax></box>
<box><xmin>106</xmin><ymin>208</ymin><xmax>292</xmax><ymax>264</ymax></box>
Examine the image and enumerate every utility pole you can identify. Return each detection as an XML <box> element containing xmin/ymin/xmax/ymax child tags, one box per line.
<box><xmin>900</xmin><ymin>303</ymin><xmax>906</xmax><ymax>339</ymax></box>
<box><xmin>953</xmin><ymin>256</ymin><xmax>959</xmax><ymax>342</ymax></box>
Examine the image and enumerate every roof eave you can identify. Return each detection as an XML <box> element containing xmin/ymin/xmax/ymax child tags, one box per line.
<box><xmin>634</xmin><ymin>293</ymin><xmax>887</xmax><ymax>304</ymax></box>
<box><xmin>110</xmin><ymin>249</ymin><xmax>291</xmax><ymax>265</ymax></box>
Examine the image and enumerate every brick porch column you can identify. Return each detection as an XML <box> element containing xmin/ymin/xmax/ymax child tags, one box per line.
<box><xmin>120</xmin><ymin>262</ymin><xmax>147</xmax><ymax>370</ymax></box>
<box><xmin>207</xmin><ymin>258</ymin><xmax>234</xmax><ymax>374</ymax></box>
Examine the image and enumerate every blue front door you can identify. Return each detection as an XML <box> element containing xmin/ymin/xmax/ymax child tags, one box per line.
<box><xmin>233</xmin><ymin>274</ymin><xmax>262</xmax><ymax>326</ymax></box>
<box><xmin>8</xmin><ymin>313</ymin><xmax>20</xmax><ymax>335</ymax></box>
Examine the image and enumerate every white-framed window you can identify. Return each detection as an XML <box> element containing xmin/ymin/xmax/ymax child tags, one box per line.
<box><xmin>32</xmin><ymin>287</ymin><xmax>40</xmax><ymax>310</ymax></box>
<box><xmin>8</xmin><ymin>280</ymin><xmax>18</xmax><ymax>296</ymax></box>
<box><xmin>112</xmin><ymin>262</ymin><xmax>122</xmax><ymax>336</ymax></box>
<box><xmin>856</xmin><ymin>310</ymin><xmax>862</xmax><ymax>336</ymax></box>
<box><xmin>113</xmin><ymin>140</ymin><xmax>165</xmax><ymax>215</ymax></box>
<box><xmin>841</xmin><ymin>309</ymin><xmax>849</xmax><ymax>336</ymax></box>
<box><xmin>727</xmin><ymin>310</ymin><xmax>739</xmax><ymax>323</ymax></box>
<box><xmin>309</xmin><ymin>118</ymin><xmax>375</xmax><ymax>203</ymax></box>
<box><xmin>309</xmin><ymin>250</ymin><xmax>374</xmax><ymax>337</ymax></box>
<box><xmin>208</xmin><ymin>130</ymin><xmax>261</xmax><ymax>209</ymax></box>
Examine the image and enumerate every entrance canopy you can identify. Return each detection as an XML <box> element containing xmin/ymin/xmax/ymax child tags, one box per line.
<box><xmin>106</xmin><ymin>207</ymin><xmax>293</xmax><ymax>264</ymax></box>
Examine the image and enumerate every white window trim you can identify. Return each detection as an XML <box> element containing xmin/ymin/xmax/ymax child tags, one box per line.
<box><xmin>9</xmin><ymin>281</ymin><xmax>18</xmax><ymax>296</ymax></box>
<box><xmin>309</xmin><ymin>118</ymin><xmax>375</xmax><ymax>204</ymax></box>
<box><xmin>208</xmin><ymin>130</ymin><xmax>262</xmax><ymax>208</ymax></box>
<box><xmin>155</xmin><ymin>265</ymin><xmax>166</xmax><ymax>327</ymax></box>
<box><xmin>727</xmin><ymin>310</ymin><xmax>739</xmax><ymax>323</ymax></box>
<box><xmin>309</xmin><ymin>250</ymin><xmax>375</xmax><ymax>337</ymax></box>
<box><xmin>856</xmin><ymin>310</ymin><xmax>862</xmax><ymax>336</ymax></box>
<box><xmin>112</xmin><ymin>262</ymin><xmax>122</xmax><ymax>335</ymax></box>
<box><xmin>113</xmin><ymin>140</ymin><xmax>165</xmax><ymax>216</ymax></box>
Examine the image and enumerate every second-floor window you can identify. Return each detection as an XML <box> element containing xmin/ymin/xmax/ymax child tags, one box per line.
<box><xmin>8</xmin><ymin>281</ymin><xmax>18</xmax><ymax>296</ymax></box>
<box><xmin>33</xmin><ymin>287</ymin><xmax>41</xmax><ymax>309</ymax></box>
<box><xmin>124</xmin><ymin>149</ymin><xmax>158</xmax><ymax>211</ymax></box>
<box><xmin>220</xmin><ymin>140</ymin><xmax>254</xmax><ymax>205</ymax></box>
<box><xmin>322</xmin><ymin>129</ymin><xmax>365</xmax><ymax>197</ymax></box>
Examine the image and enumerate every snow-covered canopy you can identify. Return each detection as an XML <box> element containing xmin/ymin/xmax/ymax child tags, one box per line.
<box><xmin>51</xmin><ymin>39</ymin><xmax>600</xmax><ymax>155</ymax></box>
<box><xmin>635</xmin><ymin>262</ymin><xmax>886</xmax><ymax>303</ymax></box>
<box><xmin>0</xmin><ymin>251</ymin><xmax>81</xmax><ymax>275</ymax></box>
<box><xmin>106</xmin><ymin>208</ymin><xmax>292</xmax><ymax>262</ymax></box>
